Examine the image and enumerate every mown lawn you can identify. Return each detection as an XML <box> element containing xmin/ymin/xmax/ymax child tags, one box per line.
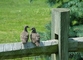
<box><xmin>0</xmin><ymin>0</ymin><xmax>52</xmax><ymax>43</ymax></box>
<box><xmin>0</xmin><ymin>0</ymin><xmax>68</xmax><ymax>43</ymax></box>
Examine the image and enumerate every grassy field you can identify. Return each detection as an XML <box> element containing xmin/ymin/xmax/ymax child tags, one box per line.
<box><xmin>0</xmin><ymin>0</ymin><xmax>68</xmax><ymax>43</ymax></box>
<box><xmin>0</xmin><ymin>0</ymin><xmax>52</xmax><ymax>43</ymax></box>
<box><xmin>0</xmin><ymin>0</ymin><xmax>53</xmax><ymax>60</ymax></box>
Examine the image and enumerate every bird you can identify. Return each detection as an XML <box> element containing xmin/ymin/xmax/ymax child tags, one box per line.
<box><xmin>20</xmin><ymin>26</ymin><xmax>29</xmax><ymax>44</ymax></box>
<box><xmin>30</xmin><ymin>27</ymin><xmax>40</xmax><ymax>46</ymax></box>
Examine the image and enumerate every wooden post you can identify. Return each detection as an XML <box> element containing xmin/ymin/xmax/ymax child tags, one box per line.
<box><xmin>51</xmin><ymin>8</ymin><xmax>70</xmax><ymax>60</ymax></box>
<box><xmin>51</xmin><ymin>8</ymin><xmax>59</xmax><ymax>60</ymax></box>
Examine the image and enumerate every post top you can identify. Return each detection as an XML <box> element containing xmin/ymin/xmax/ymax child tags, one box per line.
<box><xmin>52</xmin><ymin>8</ymin><xmax>70</xmax><ymax>12</ymax></box>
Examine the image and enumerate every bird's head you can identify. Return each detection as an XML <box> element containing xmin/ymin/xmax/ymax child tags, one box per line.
<box><xmin>25</xmin><ymin>25</ymin><xmax>29</xmax><ymax>28</ymax></box>
<box><xmin>31</xmin><ymin>27</ymin><xmax>36</xmax><ymax>33</ymax></box>
<box><xmin>24</xmin><ymin>25</ymin><xmax>29</xmax><ymax>31</ymax></box>
<box><xmin>31</xmin><ymin>27</ymin><xmax>36</xmax><ymax>30</ymax></box>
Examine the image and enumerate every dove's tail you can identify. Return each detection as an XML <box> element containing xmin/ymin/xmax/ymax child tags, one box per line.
<box><xmin>22</xmin><ymin>39</ymin><xmax>27</xmax><ymax>44</ymax></box>
<box><xmin>35</xmin><ymin>42</ymin><xmax>40</xmax><ymax>46</ymax></box>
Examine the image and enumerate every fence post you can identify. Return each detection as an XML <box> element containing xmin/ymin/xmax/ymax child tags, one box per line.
<box><xmin>51</xmin><ymin>8</ymin><xmax>70</xmax><ymax>60</ymax></box>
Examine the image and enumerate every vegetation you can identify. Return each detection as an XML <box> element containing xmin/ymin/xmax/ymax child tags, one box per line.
<box><xmin>0</xmin><ymin>0</ymin><xmax>51</xmax><ymax>43</ymax></box>
<box><xmin>61</xmin><ymin>0</ymin><xmax>83</xmax><ymax>60</ymax></box>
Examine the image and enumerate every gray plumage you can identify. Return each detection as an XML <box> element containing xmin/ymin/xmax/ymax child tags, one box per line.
<box><xmin>20</xmin><ymin>26</ymin><xmax>29</xmax><ymax>44</ymax></box>
<box><xmin>30</xmin><ymin>27</ymin><xmax>40</xmax><ymax>46</ymax></box>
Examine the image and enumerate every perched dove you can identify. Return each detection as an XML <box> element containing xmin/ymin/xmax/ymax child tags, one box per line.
<box><xmin>20</xmin><ymin>26</ymin><xmax>29</xmax><ymax>44</ymax></box>
<box><xmin>30</xmin><ymin>27</ymin><xmax>40</xmax><ymax>46</ymax></box>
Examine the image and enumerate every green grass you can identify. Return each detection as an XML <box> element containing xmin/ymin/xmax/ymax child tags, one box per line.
<box><xmin>0</xmin><ymin>0</ymin><xmax>52</xmax><ymax>43</ymax></box>
<box><xmin>0</xmin><ymin>0</ymin><xmax>69</xmax><ymax>43</ymax></box>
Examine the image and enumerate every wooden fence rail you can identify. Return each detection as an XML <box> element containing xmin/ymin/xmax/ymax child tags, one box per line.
<box><xmin>0</xmin><ymin>39</ymin><xmax>58</xmax><ymax>59</ymax></box>
<box><xmin>0</xmin><ymin>37</ymin><xmax>83</xmax><ymax>59</ymax></box>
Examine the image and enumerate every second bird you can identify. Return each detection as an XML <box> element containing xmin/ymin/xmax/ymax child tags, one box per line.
<box><xmin>30</xmin><ymin>27</ymin><xmax>40</xmax><ymax>46</ymax></box>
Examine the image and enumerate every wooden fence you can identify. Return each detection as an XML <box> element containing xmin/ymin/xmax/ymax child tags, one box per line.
<box><xmin>0</xmin><ymin>8</ymin><xmax>83</xmax><ymax>60</ymax></box>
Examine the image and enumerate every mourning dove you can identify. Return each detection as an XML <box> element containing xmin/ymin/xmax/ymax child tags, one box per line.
<box><xmin>20</xmin><ymin>26</ymin><xmax>29</xmax><ymax>44</ymax></box>
<box><xmin>30</xmin><ymin>27</ymin><xmax>40</xmax><ymax>46</ymax></box>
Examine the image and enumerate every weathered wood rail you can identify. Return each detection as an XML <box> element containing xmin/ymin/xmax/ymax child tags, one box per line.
<box><xmin>0</xmin><ymin>37</ymin><xmax>83</xmax><ymax>59</ymax></box>
<box><xmin>0</xmin><ymin>39</ymin><xmax>58</xmax><ymax>59</ymax></box>
<box><xmin>69</xmin><ymin>37</ymin><xmax>83</xmax><ymax>52</ymax></box>
<box><xmin>0</xmin><ymin>8</ymin><xmax>83</xmax><ymax>60</ymax></box>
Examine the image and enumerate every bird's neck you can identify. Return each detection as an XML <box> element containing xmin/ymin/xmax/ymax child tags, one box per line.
<box><xmin>24</xmin><ymin>28</ymin><xmax>28</xmax><ymax>32</ymax></box>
